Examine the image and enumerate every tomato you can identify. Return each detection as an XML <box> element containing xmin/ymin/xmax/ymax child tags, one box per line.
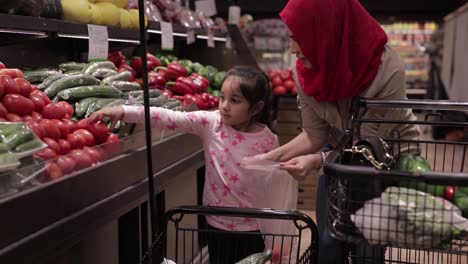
<box><xmin>34</xmin><ymin>147</ymin><xmax>57</xmax><ymax>161</ymax></box>
<box><xmin>56</xmin><ymin>101</ymin><xmax>74</xmax><ymax>117</ymax></box>
<box><xmin>0</xmin><ymin>69</ymin><xmax>23</xmax><ymax>79</ymax></box>
<box><xmin>62</xmin><ymin>119</ymin><xmax>76</xmax><ymax>133</ymax></box>
<box><xmin>55</xmin><ymin>155</ymin><xmax>76</xmax><ymax>174</ymax></box>
<box><xmin>83</xmin><ymin>146</ymin><xmax>103</xmax><ymax>164</ymax></box>
<box><xmin>42</xmin><ymin>137</ymin><xmax>60</xmax><ymax>154</ymax></box>
<box><xmin>45</xmin><ymin>162</ymin><xmax>63</xmax><ymax>180</ymax></box>
<box><xmin>74</xmin><ymin>129</ymin><xmax>95</xmax><ymax>147</ymax></box>
<box><xmin>0</xmin><ymin>75</ymin><xmax>19</xmax><ymax>95</ymax></box>
<box><xmin>2</xmin><ymin>94</ymin><xmax>34</xmax><ymax>116</ymax></box>
<box><xmin>31</xmin><ymin>90</ymin><xmax>51</xmax><ymax>105</ymax></box>
<box><xmin>76</xmin><ymin>118</ymin><xmax>90</xmax><ymax>130</ymax></box>
<box><xmin>22</xmin><ymin>115</ymin><xmax>34</xmax><ymax>122</ymax></box>
<box><xmin>0</xmin><ymin>118</ymin><xmax>6</xmax><ymax>122</ymax></box>
<box><xmin>102</xmin><ymin>133</ymin><xmax>120</xmax><ymax>158</ymax></box>
<box><xmin>25</xmin><ymin>120</ymin><xmax>44</xmax><ymax>138</ymax></box>
<box><xmin>41</xmin><ymin>120</ymin><xmax>61</xmax><ymax>140</ymax></box>
<box><xmin>0</xmin><ymin>103</ymin><xmax>7</xmax><ymax>118</ymax></box>
<box><xmin>14</xmin><ymin>78</ymin><xmax>32</xmax><ymax>97</ymax></box>
<box><xmin>162</xmin><ymin>89</ymin><xmax>173</xmax><ymax>97</ymax></box>
<box><xmin>50</xmin><ymin>119</ymin><xmax>69</xmax><ymax>138</ymax></box>
<box><xmin>290</xmin><ymin>86</ymin><xmax>297</xmax><ymax>95</ymax></box>
<box><xmin>31</xmin><ymin>85</ymin><xmax>38</xmax><ymax>92</ymax></box>
<box><xmin>271</xmin><ymin>76</ymin><xmax>283</xmax><ymax>87</ymax></box>
<box><xmin>283</xmin><ymin>79</ymin><xmax>296</xmax><ymax>91</ymax></box>
<box><xmin>0</xmin><ymin>78</ymin><xmax>4</xmax><ymax>98</ymax></box>
<box><xmin>6</xmin><ymin>113</ymin><xmax>22</xmax><ymax>122</ymax></box>
<box><xmin>94</xmin><ymin>146</ymin><xmax>108</xmax><ymax>161</ymax></box>
<box><xmin>273</xmin><ymin>85</ymin><xmax>288</xmax><ymax>95</ymax></box>
<box><xmin>0</xmin><ymin>62</ymin><xmax>5</xmax><ymax>69</ymax></box>
<box><xmin>42</xmin><ymin>103</ymin><xmax>67</xmax><ymax>120</ymax></box>
<box><xmin>87</xmin><ymin>120</ymin><xmax>109</xmax><ymax>143</ymax></box>
<box><xmin>58</xmin><ymin>139</ymin><xmax>71</xmax><ymax>155</ymax></box>
<box><xmin>69</xmin><ymin>149</ymin><xmax>93</xmax><ymax>170</ymax></box>
<box><xmin>29</xmin><ymin>93</ymin><xmax>46</xmax><ymax>112</ymax></box>
<box><xmin>31</xmin><ymin>112</ymin><xmax>43</xmax><ymax>122</ymax></box>
<box><xmin>280</xmin><ymin>70</ymin><xmax>292</xmax><ymax>81</ymax></box>
<box><xmin>66</xmin><ymin>133</ymin><xmax>82</xmax><ymax>150</ymax></box>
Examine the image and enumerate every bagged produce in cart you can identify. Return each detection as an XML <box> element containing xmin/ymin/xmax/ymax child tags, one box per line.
<box><xmin>241</xmin><ymin>157</ymin><xmax>299</xmax><ymax>263</ymax></box>
<box><xmin>351</xmin><ymin>186</ymin><xmax>468</xmax><ymax>249</ymax></box>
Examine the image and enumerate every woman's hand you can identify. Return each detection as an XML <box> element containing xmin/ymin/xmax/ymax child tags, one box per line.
<box><xmin>88</xmin><ymin>106</ymin><xmax>125</xmax><ymax>130</ymax></box>
<box><xmin>279</xmin><ymin>153</ymin><xmax>322</xmax><ymax>181</ymax></box>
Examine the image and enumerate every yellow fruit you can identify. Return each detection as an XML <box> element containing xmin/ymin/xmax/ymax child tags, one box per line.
<box><xmin>114</xmin><ymin>0</ymin><xmax>128</xmax><ymax>8</ymax></box>
<box><xmin>61</xmin><ymin>0</ymin><xmax>92</xmax><ymax>24</ymax></box>
<box><xmin>119</xmin><ymin>9</ymin><xmax>132</xmax><ymax>29</ymax></box>
<box><xmin>95</xmin><ymin>2</ymin><xmax>120</xmax><ymax>27</ymax></box>
<box><xmin>128</xmin><ymin>9</ymin><xmax>147</xmax><ymax>29</ymax></box>
<box><xmin>89</xmin><ymin>4</ymin><xmax>103</xmax><ymax>25</ymax></box>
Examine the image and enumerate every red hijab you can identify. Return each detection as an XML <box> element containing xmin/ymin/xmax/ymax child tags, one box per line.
<box><xmin>280</xmin><ymin>0</ymin><xmax>388</xmax><ymax>102</ymax></box>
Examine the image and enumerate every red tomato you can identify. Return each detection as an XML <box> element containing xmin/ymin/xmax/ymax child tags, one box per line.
<box><xmin>290</xmin><ymin>86</ymin><xmax>297</xmax><ymax>95</ymax></box>
<box><xmin>83</xmin><ymin>146</ymin><xmax>103</xmax><ymax>164</ymax></box>
<box><xmin>94</xmin><ymin>146</ymin><xmax>108</xmax><ymax>161</ymax></box>
<box><xmin>14</xmin><ymin>78</ymin><xmax>32</xmax><ymax>97</ymax></box>
<box><xmin>76</xmin><ymin>118</ymin><xmax>90</xmax><ymax>130</ymax></box>
<box><xmin>268</xmin><ymin>70</ymin><xmax>281</xmax><ymax>80</ymax></box>
<box><xmin>0</xmin><ymin>75</ymin><xmax>19</xmax><ymax>94</ymax></box>
<box><xmin>56</xmin><ymin>101</ymin><xmax>74</xmax><ymax>117</ymax></box>
<box><xmin>22</xmin><ymin>115</ymin><xmax>34</xmax><ymax>122</ymax></box>
<box><xmin>2</xmin><ymin>94</ymin><xmax>34</xmax><ymax>116</ymax></box>
<box><xmin>283</xmin><ymin>80</ymin><xmax>296</xmax><ymax>91</ymax></box>
<box><xmin>25</xmin><ymin>120</ymin><xmax>44</xmax><ymax>138</ymax></box>
<box><xmin>87</xmin><ymin>120</ymin><xmax>109</xmax><ymax>143</ymax></box>
<box><xmin>280</xmin><ymin>70</ymin><xmax>292</xmax><ymax>81</ymax></box>
<box><xmin>74</xmin><ymin>129</ymin><xmax>95</xmax><ymax>147</ymax></box>
<box><xmin>55</xmin><ymin>155</ymin><xmax>76</xmax><ymax>174</ymax></box>
<box><xmin>0</xmin><ymin>62</ymin><xmax>5</xmax><ymax>69</ymax></box>
<box><xmin>29</xmin><ymin>93</ymin><xmax>46</xmax><ymax>112</ymax></box>
<box><xmin>62</xmin><ymin>119</ymin><xmax>76</xmax><ymax>133</ymax></box>
<box><xmin>273</xmin><ymin>85</ymin><xmax>288</xmax><ymax>95</ymax></box>
<box><xmin>42</xmin><ymin>103</ymin><xmax>67</xmax><ymax>120</ymax></box>
<box><xmin>0</xmin><ymin>118</ymin><xmax>6</xmax><ymax>122</ymax></box>
<box><xmin>66</xmin><ymin>133</ymin><xmax>83</xmax><ymax>150</ymax></box>
<box><xmin>69</xmin><ymin>149</ymin><xmax>93</xmax><ymax>170</ymax></box>
<box><xmin>31</xmin><ymin>90</ymin><xmax>51</xmax><ymax>105</ymax></box>
<box><xmin>34</xmin><ymin>147</ymin><xmax>57</xmax><ymax>161</ymax></box>
<box><xmin>41</xmin><ymin>120</ymin><xmax>61</xmax><ymax>140</ymax></box>
<box><xmin>50</xmin><ymin>119</ymin><xmax>69</xmax><ymax>138</ymax></box>
<box><xmin>31</xmin><ymin>112</ymin><xmax>43</xmax><ymax>122</ymax></box>
<box><xmin>102</xmin><ymin>133</ymin><xmax>120</xmax><ymax>158</ymax></box>
<box><xmin>58</xmin><ymin>139</ymin><xmax>71</xmax><ymax>155</ymax></box>
<box><xmin>0</xmin><ymin>103</ymin><xmax>7</xmax><ymax>117</ymax></box>
<box><xmin>0</xmin><ymin>69</ymin><xmax>23</xmax><ymax>79</ymax></box>
<box><xmin>271</xmin><ymin>76</ymin><xmax>283</xmax><ymax>87</ymax></box>
<box><xmin>45</xmin><ymin>162</ymin><xmax>63</xmax><ymax>180</ymax></box>
<box><xmin>31</xmin><ymin>85</ymin><xmax>39</xmax><ymax>92</ymax></box>
<box><xmin>42</xmin><ymin>137</ymin><xmax>60</xmax><ymax>154</ymax></box>
<box><xmin>0</xmin><ymin>78</ymin><xmax>3</xmax><ymax>98</ymax></box>
<box><xmin>6</xmin><ymin>113</ymin><xmax>22</xmax><ymax>122</ymax></box>
<box><xmin>162</xmin><ymin>89</ymin><xmax>173</xmax><ymax>97</ymax></box>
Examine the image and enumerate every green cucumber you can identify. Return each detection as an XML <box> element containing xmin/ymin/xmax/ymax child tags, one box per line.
<box><xmin>44</xmin><ymin>74</ymin><xmax>101</xmax><ymax>98</ymax></box>
<box><xmin>102</xmin><ymin>71</ymin><xmax>132</xmax><ymax>85</ymax></box>
<box><xmin>24</xmin><ymin>70</ymin><xmax>61</xmax><ymax>83</ymax></box>
<box><xmin>82</xmin><ymin>61</ymin><xmax>117</xmax><ymax>75</ymax></box>
<box><xmin>14</xmin><ymin>139</ymin><xmax>43</xmax><ymax>152</ymax></box>
<box><xmin>135</xmin><ymin>95</ymin><xmax>169</xmax><ymax>107</ymax></box>
<box><xmin>0</xmin><ymin>152</ymin><xmax>17</xmax><ymax>165</ymax></box>
<box><xmin>111</xmin><ymin>81</ymin><xmax>141</xmax><ymax>92</ymax></box>
<box><xmin>127</xmin><ymin>90</ymin><xmax>161</xmax><ymax>99</ymax></box>
<box><xmin>85</xmin><ymin>98</ymin><xmax>120</xmax><ymax>117</ymax></box>
<box><xmin>37</xmin><ymin>74</ymin><xmax>65</xmax><ymax>90</ymax></box>
<box><xmin>162</xmin><ymin>100</ymin><xmax>181</xmax><ymax>109</ymax></box>
<box><xmin>92</xmin><ymin>68</ymin><xmax>118</xmax><ymax>79</ymax></box>
<box><xmin>0</xmin><ymin>124</ymin><xmax>24</xmax><ymax>138</ymax></box>
<box><xmin>59</xmin><ymin>62</ymin><xmax>87</xmax><ymax>72</ymax></box>
<box><xmin>4</xmin><ymin>129</ymin><xmax>33</xmax><ymax>149</ymax></box>
<box><xmin>0</xmin><ymin>143</ymin><xmax>8</xmax><ymax>153</ymax></box>
<box><xmin>57</xmin><ymin>85</ymin><xmax>122</xmax><ymax>101</ymax></box>
<box><xmin>103</xmin><ymin>99</ymin><xmax>126</xmax><ymax>108</ymax></box>
<box><xmin>75</xmin><ymin>97</ymin><xmax>101</xmax><ymax>117</ymax></box>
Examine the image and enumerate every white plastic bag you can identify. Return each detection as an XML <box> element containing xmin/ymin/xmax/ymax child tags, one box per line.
<box><xmin>241</xmin><ymin>157</ymin><xmax>299</xmax><ymax>263</ymax></box>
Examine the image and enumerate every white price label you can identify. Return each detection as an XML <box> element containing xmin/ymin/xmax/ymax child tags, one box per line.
<box><xmin>195</xmin><ymin>0</ymin><xmax>217</xmax><ymax>17</ymax></box>
<box><xmin>161</xmin><ymin>22</ymin><xmax>174</xmax><ymax>50</ymax></box>
<box><xmin>187</xmin><ymin>29</ymin><xmax>196</xmax><ymax>45</ymax></box>
<box><xmin>207</xmin><ymin>29</ymin><xmax>215</xmax><ymax>48</ymax></box>
<box><xmin>228</xmin><ymin>6</ymin><xmax>241</xmax><ymax>25</ymax></box>
<box><xmin>225</xmin><ymin>36</ymin><xmax>232</xmax><ymax>49</ymax></box>
<box><xmin>87</xmin><ymin>25</ymin><xmax>108</xmax><ymax>61</ymax></box>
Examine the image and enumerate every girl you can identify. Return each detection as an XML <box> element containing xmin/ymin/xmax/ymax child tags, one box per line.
<box><xmin>89</xmin><ymin>66</ymin><xmax>278</xmax><ymax>263</ymax></box>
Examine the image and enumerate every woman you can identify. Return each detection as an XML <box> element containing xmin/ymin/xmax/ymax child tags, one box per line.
<box><xmin>258</xmin><ymin>0</ymin><xmax>420</xmax><ymax>262</ymax></box>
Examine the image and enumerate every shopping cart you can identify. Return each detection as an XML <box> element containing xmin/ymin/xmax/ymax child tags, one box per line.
<box><xmin>139</xmin><ymin>205</ymin><xmax>318</xmax><ymax>264</ymax></box>
<box><xmin>324</xmin><ymin>99</ymin><xmax>468</xmax><ymax>263</ymax></box>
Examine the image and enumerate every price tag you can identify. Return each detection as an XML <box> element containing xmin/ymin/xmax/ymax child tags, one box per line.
<box><xmin>228</xmin><ymin>6</ymin><xmax>241</xmax><ymax>25</ymax></box>
<box><xmin>87</xmin><ymin>25</ymin><xmax>108</xmax><ymax>61</ymax></box>
<box><xmin>207</xmin><ymin>29</ymin><xmax>215</xmax><ymax>48</ymax></box>
<box><xmin>225</xmin><ymin>36</ymin><xmax>232</xmax><ymax>49</ymax></box>
<box><xmin>195</xmin><ymin>0</ymin><xmax>217</xmax><ymax>17</ymax></box>
<box><xmin>187</xmin><ymin>29</ymin><xmax>196</xmax><ymax>45</ymax></box>
<box><xmin>161</xmin><ymin>22</ymin><xmax>174</xmax><ymax>50</ymax></box>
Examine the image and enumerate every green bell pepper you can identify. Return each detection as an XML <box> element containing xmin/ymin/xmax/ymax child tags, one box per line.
<box><xmin>213</xmin><ymin>71</ymin><xmax>226</xmax><ymax>90</ymax></box>
<box><xmin>179</xmin><ymin>59</ymin><xmax>193</xmax><ymax>74</ymax></box>
<box><xmin>166</xmin><ymin>54</ymin><xmax>178</xmax><ymax>62</ymax></box>
<box><xmin>198</xmin><ymin>65</ymin><xmax>218</xmax><ymax>83</ymax></box>
<box><xmin>191</xmin><ymin>62</ymin><xmax>204</xmax><ymax>73</ymax></box>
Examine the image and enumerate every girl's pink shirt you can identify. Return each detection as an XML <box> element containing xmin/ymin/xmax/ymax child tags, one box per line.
<box><xmin>123</xmin><ymin>106</ymin><xmax>279</xmax><ymax>231</ymax></box>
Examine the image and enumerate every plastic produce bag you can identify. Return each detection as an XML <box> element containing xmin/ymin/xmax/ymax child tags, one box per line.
<box><xmin>241</xmin><ymin>157</ymin><xmax>299</xmax><ymax>263</ymax></box>
<box><xmin>351</xmin><ymin>186</ymin><xmax>468</xmax><ymax>248</ymax></box>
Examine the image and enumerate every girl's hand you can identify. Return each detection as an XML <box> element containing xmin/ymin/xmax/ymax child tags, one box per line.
<box><xmin>279</xmin><ymin>154</ymin><xmax>321</xmax><ymax>181</ymax></box>
<box><xmin>88</xmin><ymin>106</ymin><xmax>125</xmax><ymax>131</ymax></box>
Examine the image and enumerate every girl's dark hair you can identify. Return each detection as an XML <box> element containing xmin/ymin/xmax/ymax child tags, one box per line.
<box><xmin>224</xmin><ymin>66</ymin><xmax>272</xmax><ymax>128</ymax></box>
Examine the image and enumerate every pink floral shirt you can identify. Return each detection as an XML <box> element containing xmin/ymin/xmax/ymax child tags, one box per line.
<box><xmin>123</xmin><ymin>106</ymin><xmax>280</xmax><ymax>231</ymax></box>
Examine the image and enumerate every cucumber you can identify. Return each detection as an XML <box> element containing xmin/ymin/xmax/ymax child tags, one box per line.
<box><xmin>162</xmin><ymin>100</ymin><xmax>181</xmax><ymax>109</ymax></box>
<box><xmin>92</xmin><ymin>68</ymin><xmax>118</xmax><ymax>79</ymax></box>
<box><xmin>111</xmin><ymin>81</ymin><xmax>141</xmax><ymax>92</ymax></box>
<box><xmin>65</xmin><ymin>71</ymin><xmax>83</xmax><ymax>75</ymax></box>
<box><xmin>37</xmin><ymin>74</ymin><xmax>65</xmax><ymax>90</ymax></box>
<box><xmin>44</xmin><ymin>74</ymin><xmax>101</xmax><ymax>98</ymax></box>
<box><xmin>75</xmin><ymin>97</ymin><xmax>101</xmax><ymax>117</ymax></box>
<box><xmin>102</xmin><ymin>71</ymin><xmax>132</xmax><ymax>85</ymax></box>
<box><xmin>103</xmin><ymin>99</ymin><xmax>126</xmax><ymax>108</ymax></box>
<box><xmin>59</xmin><ymin>62</ymin><xmax>87</xmax><ymax>72</ymax></box>
<box><xmin>14</xmin><ymin>139</ymin><xmax>43</xmax><ymax>152</ymax></box>
<box><xmin>127</xmin><ymin>90</ymin><xmax>161</xmax><ymax>99</ymax></box>
<box><xmin>85</xmin><ymin>98</ymin><xmax>120</xmax><ymax>117</ymax></box>
<box><xmin>57</xmin><ymin>85</ymin><xmax>122</xmax><ymax>101</ymax></box>
<box><xmin>0</xmin><ymin>152</ymin><xmax>17</xmax><ymax>165</ymax></box>
<box><xmin>136</xmin><ymin>95</ymin><xmax>169</xmax><ymax>107</ymax></box>
<box><xmin>82</xmin><ymin>61</ymin><xmax>117</xmax><ymax>75</ymax></box>
<box><xmin>24</xmin><ymin>70</ymin><xmax>61</xmax><ymax>83</ymax></box>
<box><xmin>4</xmin><ymin>129</ymin><xmax>34</xmax><ymax>149</ymax></box>
<box><xmin>0</xmin><ymin>143</ymin><xmax>8</xmax><ymax>153</ymax></box>
<box><xmin>0</xmin><ymin>124</ymin><xmax>24</xmax><ymax>138</ymax></box>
